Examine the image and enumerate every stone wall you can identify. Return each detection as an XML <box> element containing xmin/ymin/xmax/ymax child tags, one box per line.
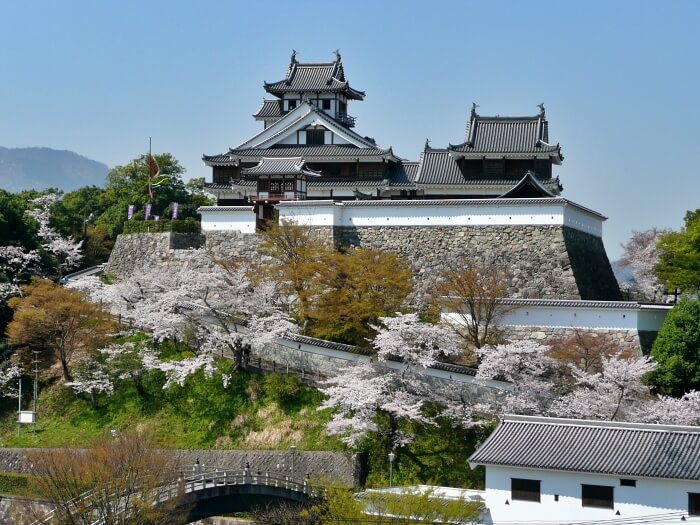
<box><xmin>106</xmin><ymin>231</ymin><xmax>263</xmax><ymax>278</ymax></box>
<box><xmin>505</xmin><ymin>325</ymin><xmax>642</xmax><ymax>355</ymax></box>
<box><xmin>0</xmin><ymin>496</ymin><xmax>52</xmax><ymax>525</ymax></box>
<box><xmin>105</xmin><ymin>223</ymin><xmax>620</xmax><ymax>303</ymax></box>
<box><xmin>0</xmin><ymin>448</ymin><xmax>362</xmax><ymax>487</ymax></box>
<box><xmin>333</xmin><ymin>224</ymin><xmax>621</xmax><ymax>301</ymax></box>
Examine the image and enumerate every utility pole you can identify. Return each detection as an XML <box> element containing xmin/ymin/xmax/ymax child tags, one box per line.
<box><xmin>33</xmin><ymin>351</ymin><xmax>39</xmax><ymax>434</ymax></box>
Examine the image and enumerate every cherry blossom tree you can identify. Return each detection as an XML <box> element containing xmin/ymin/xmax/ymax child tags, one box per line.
<box><xmin>0</xmin><ymin>246</ymin><xmax>42</xmax><ymax>300</ymax></box>
<box><xmin>619</xmin><ymin>228</ymin><xmax>670</xmax><ymax>301</ymax></box>
<box><xmin>320</xmin><ymin>314</ymin><xmax>467</xmax><ymax>448</ymax></box>
<box><xmin>0</xmin><ymin>362</ymin><xmax>22</xmax><ymax>399</ymax></box>
<box><xmin>638</xmin><ymin>391</ymin><xmax>700</xmax><ymax>425</ymax></box>
<box><xmin>68</xmin><ymin>256</ymin><xmax>297</xmax><ymax>386</ymax></box>
<box><xmin>65</xmin><ymin>357</ymin><xmax>114</xmax><ymax>408</ymax></box>
<box><xmin>98</xmin><ymin>340</ymin><xmax>158</xmax><ymax>397</ymax></box>
<box><xmin>474</xmin><ymin>341</ymin><xmax>561</xmax><ymax>416</ymax></box>
<box><xmin>476</xmin><ymin>340</ymin><xmax>700</xmax><ymax>424</ymax></box>
<box><xmin>27</xmin><ymin>194</ymin><xmax>83</xmax><ymax>277</ymax></box>
<box><xmin>548</xmin><ymin>353</ymin><xmax>657</xmax><ymax>421</ymax></box>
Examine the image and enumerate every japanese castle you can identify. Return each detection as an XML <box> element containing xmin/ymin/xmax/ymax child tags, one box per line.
<box><xmin>202</xmin><ymin>51</ymin><xmax>565</xmax><ymax>226</ymax></box>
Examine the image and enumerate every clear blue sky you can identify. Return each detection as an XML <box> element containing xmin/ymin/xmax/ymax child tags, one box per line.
<box><xmin>2</xmin><ymin>0</ymin><xmax>698</xmax><ymax>259</ymax></box>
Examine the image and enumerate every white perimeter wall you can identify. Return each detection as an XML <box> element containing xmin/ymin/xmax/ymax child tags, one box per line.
<box><xmin>277</xmin><ymin>199</ymin><xmax>604</xmax><ymax>237</ymax></box>
<box><xmin>497</xmin><ymin>304</ymin><xmax>670</xmax><ymax>332</ymax></box>
<box><xmin>484</xmin><ymin>465</ymin><xmax>700</xmax><ymax>523</ymax></box>
<box><xmin>198</xmin><ymin>206</ymin><xmax>256</xmax><ymax>234</ymax></box>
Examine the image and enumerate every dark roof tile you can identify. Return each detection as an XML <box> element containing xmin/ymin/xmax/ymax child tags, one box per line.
<box><xmin>241</xmin><ymin>157</ymin><xmax>321</xmax><ymax>177</ymax></box>
<box><xmin>263</xmin><ymin>54</ymin><xmax>365</xmax><ymax>100</ymax></box>
<box><xmin>470</xmin><ymin>415</ymin><xmax>700</xmax><ymax>481</ymax></box>
<box><xmin>450</xmin><ymin>113</ymin><xmax>562</xmax><ymax>163</ymax></box>
<box><xmin>253</xmin><ymin>99</ymin><xmax>284</xmax><ymax>119</ymax></box>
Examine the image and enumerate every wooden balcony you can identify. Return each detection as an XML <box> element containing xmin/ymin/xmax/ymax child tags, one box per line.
<box><xmin>251</xmin><ymin>191</ymin><xmax>306</xmax><ymax>202</ymax></box>
<box><xmin>335</xmin><ymin>112</ymin><xmax>356</xmax><ymax>127</ymax></box>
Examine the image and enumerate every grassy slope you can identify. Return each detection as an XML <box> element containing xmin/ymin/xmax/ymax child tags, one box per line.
<box><xmin>0</xmin><ymin>366</ymin><xmax>343</xmax><ymax>451</ymax></box>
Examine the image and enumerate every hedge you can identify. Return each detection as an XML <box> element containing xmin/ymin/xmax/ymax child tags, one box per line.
<box><xmin>122</xmin><ymin>218</ymin><xmax>201</xmax><ymax>234</ymax></box>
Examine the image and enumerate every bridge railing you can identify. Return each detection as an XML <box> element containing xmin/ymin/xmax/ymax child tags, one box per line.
<box><xmin>31</xmin><ymin>465</ymin><xmax>324</xmax><ymax>525</ymax></box>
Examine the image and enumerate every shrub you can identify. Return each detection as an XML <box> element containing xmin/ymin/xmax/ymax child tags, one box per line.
<box><xmin>263</xmin><ymin>373</ymin><xmax>301</xmax><ymax>405</ymax></box>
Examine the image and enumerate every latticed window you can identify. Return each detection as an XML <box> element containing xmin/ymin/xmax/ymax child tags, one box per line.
<box><xmin>511</xmin><ymin>478</ymin><xmax>540</xmax><ymax>502</ymax></box>
<box><xmin>306</xmin><ymin>129</ymin><xmax>325</xmax><ymax>145</ymax></box>
<box><xmin>582</xmin><ymin>484</ymin><xmax>614</xmax><ymax>509</ymax></box>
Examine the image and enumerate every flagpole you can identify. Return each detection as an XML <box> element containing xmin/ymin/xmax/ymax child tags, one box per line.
<box><xmin>148</xmin><ymin>137</ymin><xmax>152</xmax><ymax>203</ymax></box>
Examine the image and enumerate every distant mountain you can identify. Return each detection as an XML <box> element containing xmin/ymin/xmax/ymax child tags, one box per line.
<box><xmin>0</xmin><ymin>147</ymin><xmax>109</xmax><ymax>193</ymax></box>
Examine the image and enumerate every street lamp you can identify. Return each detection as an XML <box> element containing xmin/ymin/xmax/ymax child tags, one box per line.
<box><xmin>290</xmin><ymin>445</ymin><xmax>297</xmax><ymax>483</ymax></box>
<box><xmin>388</xmin><ymin>451</ymin><xmax>396</xmax><ymax>487</ymax></box>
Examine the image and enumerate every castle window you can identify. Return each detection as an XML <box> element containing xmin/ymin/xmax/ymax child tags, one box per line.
<box><xmin>690</xmin><ymin>492</ymin><xmax>700</xmax><ymax>516</ymax></box>
<box><xmin>322</xmin><ymin>99</ymin><xmax>331</xmax><ymax>110</ymax></box>
<box><xmin>582</xmin><ymin>484</ymin><xmax>614</xmax><ymax>509</ymax></box>
<box><xmin>511</xmin><ymin>478</ymin><xmax>541</xmax><ymax>502</ymax></box>
<box><xmin>288</xmin><ymin>100</ymin><xmax>297</xmax><ymax>111</ymax></box>
<box><xmin>306</xmin><ymin>129</ymin><xmax>325</xmax><ymax>145</ymax></box>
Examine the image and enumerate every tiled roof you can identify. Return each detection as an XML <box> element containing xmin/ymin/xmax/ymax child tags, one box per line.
<box><xmin>449</xmin><ymin>112</ymin><xmax>563</xmax><ymax>163</ymax></box>
<box><xmin>413</xmin><ymin>149</ymin><xmax>560</xmax><ymax>190</ymax></box>
<box><xmin>263</xmin><ymin>52</ymin><xmax>365</xmax><ymax>100</ymax></box>
<box><xmin>469</xmin><ymin>415</ymin><xmax>700</xmax><ymax>481</ymax></box>
<box><xmin>308</xmin><ymin>178</ymin><xmax>386</xmax><ymax>188</ymax></box>
<box><xmin>387</xmin><ymin>162</ymin><xmax>419</xmax><ymax>188</ymax></box>
<box><xmin>253</xmin><ymin>99</ymin><xmax>283</xmax><ymax>119</ymax></box>
<box><xmin>241</xmin><ymin>157</ymin><xmax>321</xmax><ymax>177</ymax></box>
<box><xmin>497</xmin><ymin>298</ymin><xmax>645</xmax><ymax>309</ymax></box>
<box><xmin>415</xmin><ymin>149</ymin><xmax>464</xmax><ymax>185</ymax></box>
<box><xmin>234</xmin><ymin>102</ymin><xmax>383</xmax><ymax>151</ymax></box>
<box><xmin>203</xmin><ymin>145</ymin><xmax>394</xmax><ymax>166</ymax></box>
<box><xmin>499</xmin><ymin>171</ymin><xmax>558</xmax><ymax>198</ymax></box>
<box><xmin>204</xmin><ymin>181</ymin><xmax>256</xmax><ymax>190</ymax></box>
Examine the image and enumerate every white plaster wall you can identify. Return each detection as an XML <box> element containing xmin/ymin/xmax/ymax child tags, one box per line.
<box><xmin>277</xmin><ymin>201</ymin><xmax>339</xmax><ymax>226</ymax></box>
<box><xmin>564</xmin><ymin>204</ymin><xmax>604</xmax><ymax>237</ymax></box>
<box><xmin>199</xmin><ymin>207</ymin><xmax>256</xmax><ymax>234</ymax></box>
<box><xmin>277</xmin><ymin>200</ymin><xmax>606</xmax><ymax>237</ymax></box>
<box><xmin>638</xmin><ymin>307</ymin><xmax>673</xmax><ymax>332</ymax></box>
<box><xmin>485</xmin><ymin>466</ymin><xmax>700</xmax><ymax>523</ymax></box>
<box><xmin>502</xmin><ymin>306</ymin><xmax>640</xmax><ymax>330</ymax></box>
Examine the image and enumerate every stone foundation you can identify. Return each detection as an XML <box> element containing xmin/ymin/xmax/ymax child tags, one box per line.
<box><xmin>106</xmin><ymin>231</ymin><xmax>263</xmax><ymax>278</ymax></box>
<box><xmin>505</xmin><ymin>325</ymin><xmax>644</xmax><ymax>355</ymax></box>
<box><xmin>333</xmin><ymin>225</ymin><xmax>621</xmax><ymax>302</ymax></box>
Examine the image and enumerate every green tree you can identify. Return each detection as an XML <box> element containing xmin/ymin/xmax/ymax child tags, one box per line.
<box><xmin>52</xmin><ymin>185</ymin><xmax>107</xmax><ymax>238</ymax></box>
<box><xmin>94</xmin><ymin>153</ymin><xmax>210</xmax><ymax>237</ymax></box>
<box><xmin>309</xmin><ymin>248</ymin><xmax>413</xmax><ymax>346</ymax></box>
<box><xmin>655</xmin><ymin>209</ymin><xmax>700</xmax><ymax>293</ymax></box>
<box><xmin>648</xmin><ymin>298</ymin><xmax>700</xmax><ymax>396</ymax></box>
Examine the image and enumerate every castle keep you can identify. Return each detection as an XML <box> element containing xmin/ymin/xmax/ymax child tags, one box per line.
<box><xmin>106</xmin><ymin>51</ymin><xmax>672</xmax><ymax>355</ymax></box>
<box><xmin>197</xmin><ymin>50</ymin><xmax>620</xmax><ymax>302</ymax></box>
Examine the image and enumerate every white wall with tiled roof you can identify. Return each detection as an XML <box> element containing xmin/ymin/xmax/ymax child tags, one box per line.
<box><xmin>199</xmin><ymin>206</ymin><xmax>256</xmax><ymax>234</ymax></box>
<box><xmin>495</xmin><ymin>302</ymin><xmax>670</xmax><ymax>331</ymax></box>
<box><xmin>277</xmin><ymin>199</ymin><xmax>605</xmax><ymax>237</ymax></box>
<box><xmin>484</xmin><ymin>465</ymin><xmax>700</xmax><ymax>524</ymax></box>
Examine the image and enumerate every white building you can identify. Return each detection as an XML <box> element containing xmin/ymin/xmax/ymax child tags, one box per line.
<box><xmin>469</xmin><ymin>415</ymin><xmax>700</xmax><ymax>523</ymax></box>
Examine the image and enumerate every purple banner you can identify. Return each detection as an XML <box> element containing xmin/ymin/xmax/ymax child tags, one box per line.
<box><xmin>171</xmin><ymin>202</ymin><xmax>179</xmax><ymax>220</ymax></box>
<box><xmin>154</xmin><ymin>215</ymin><xmax>160</xmax><ymax>222</ymax></box>
<box><xmin>127</xmin><ymin>204</ymin><xmax>135</xmax><ymax>220</ymax></box>
<box><xmin>145</xmin><ymin>203</ymin><xmax>152</xmax><ymax>220</ymax></box>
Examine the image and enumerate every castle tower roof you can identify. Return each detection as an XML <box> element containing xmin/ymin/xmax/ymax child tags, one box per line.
<box><xmin>263</xmin><ymin>50</ymin><xmax>365</xmax><ymax>100</ymax></box>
